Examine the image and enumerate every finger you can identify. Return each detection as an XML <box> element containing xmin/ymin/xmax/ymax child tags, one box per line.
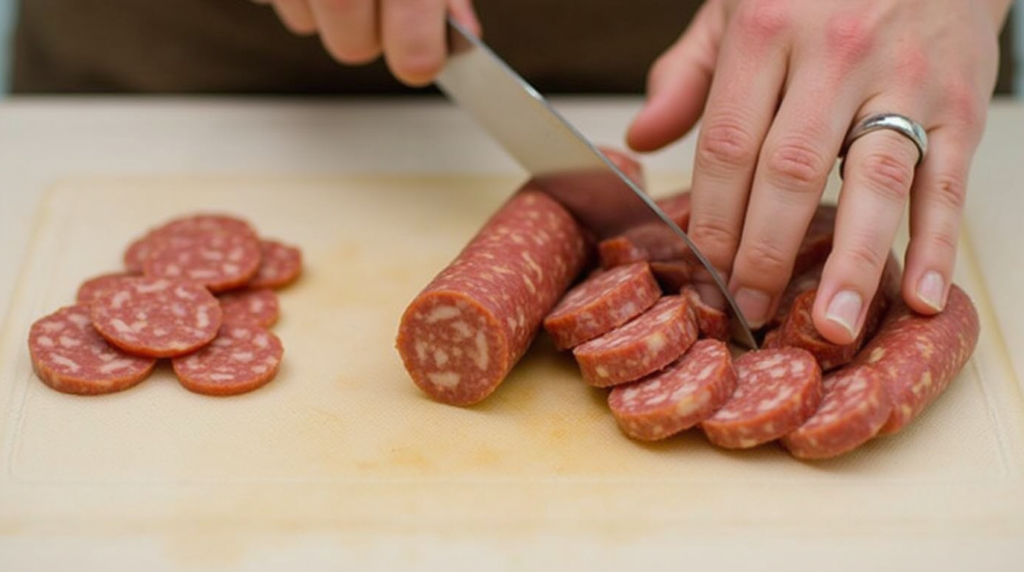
<box><xmin>902</xmin><ymin>126</ymin><xmax>977</xmax><ymax>314</ymax></box>
<box><xmin>685</xmin><ymin>4</ymin><xmax>791</xmax><ymax>306</ymax></box>
<box><xmin>814</xmin><ymin>125</ymin><xmax>920</xmax><ymax>344</ymax></box>
<box><xmin>272</xmin><ymin>0</ymin><xmax>318</xmax><ymax>36</ymax></box>
<box><xmin>626</xmin><ymin>1</ymin><xmax>725</xmax><ymax>152</ymax></box>
<box><xmin>447</xmin><ymin>0</ymin><xmax>482</xmax><ymax>38</ymax></box>
<box><xmin>381</xmin><ymin>0</ymin><xmax>447</xmax><ymax>86</ymax></box>
<box><xmin>727</xmin><ymin>71</ymin><xmax>861</xmax><ymax>328</ymax></box>
<box><xmin>309</xmin><ymin>0</ymin><xmax>381</xmax><ymax>65</ymax></box>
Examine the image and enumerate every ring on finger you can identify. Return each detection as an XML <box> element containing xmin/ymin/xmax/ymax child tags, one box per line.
<box><xmin>839</xmin><ymin>113</ymin><xmax>929</xmax><ymax>177</ymax></box>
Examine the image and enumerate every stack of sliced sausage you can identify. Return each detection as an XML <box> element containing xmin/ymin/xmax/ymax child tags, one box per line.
<box><xmin>397</xmin><ymin>152</ymin><xmax>980</xmax><ymax>460</ymax></box>
<box><xmin>29</xmin><ymin>214</ymin><xmax>302</xmax><ymax>397</ymax></box>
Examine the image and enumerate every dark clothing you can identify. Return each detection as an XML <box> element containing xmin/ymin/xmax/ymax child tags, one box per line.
<box><xmin>9</xmin><ymin>0</ymin><xmax>1016</xmax><ymax>95</ymax></box>
<box><xmin>11</xmin><ymin>0</ymin><xmax>698</xmax><ymax>94</ymax></box>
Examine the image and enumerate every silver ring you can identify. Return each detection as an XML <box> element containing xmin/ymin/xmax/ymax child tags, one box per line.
<box><xmin>839</xmin><ymin>113</ymin><xmax>928</xmax><ymax>177</ymax></box>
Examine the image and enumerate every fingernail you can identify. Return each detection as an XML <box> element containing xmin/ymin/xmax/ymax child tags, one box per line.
<box><xmin>917</xmin><ymin>271</ymin><xmax>945</xmax><ymax>311</ymax></box>
<box><xmin>734</xmin><ymin>288</ymin><xmax>772</xmax><ymax>328</ymax></box>
<box><xmin>826</xmin><ymin>290</ymin><xmax>863</xmax><ymax>337</ymax></box>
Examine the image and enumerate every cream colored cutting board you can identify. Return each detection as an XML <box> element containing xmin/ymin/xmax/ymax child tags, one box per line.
<box><xmin>1</xmin><ymin>175</ymin><xmax>1022</xmax><ymax>570</ymax></box>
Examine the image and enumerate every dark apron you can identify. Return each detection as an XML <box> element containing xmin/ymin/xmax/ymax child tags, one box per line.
<box><xmin>10</xmin><ymin>0</ymin><xmax>1014</xmax><ymax>95</ymax></box>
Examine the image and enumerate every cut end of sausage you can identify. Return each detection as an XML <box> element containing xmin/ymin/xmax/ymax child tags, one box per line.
<box><xmin>397</xmin><ymin>290</ymin><xmax>511</xmax><ymax>407</ymax></box>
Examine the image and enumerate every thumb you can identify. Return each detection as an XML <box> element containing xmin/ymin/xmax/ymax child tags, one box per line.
<box><xmin>627</xmin><ymin>1</ymin><xmax>725</xmax><ymax>153</ymax></box>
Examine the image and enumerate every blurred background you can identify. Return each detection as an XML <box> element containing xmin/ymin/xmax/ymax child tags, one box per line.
<box><xmin>0</xmin><ymin>0</ymin><xmax>1020</xmax><ymax>97</ymax></box>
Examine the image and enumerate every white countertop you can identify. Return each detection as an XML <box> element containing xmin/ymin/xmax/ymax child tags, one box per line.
<box><xmin>1</xmin><ymin>96</ymin><xmax>1022</xmax><ymax>378</ymax></box>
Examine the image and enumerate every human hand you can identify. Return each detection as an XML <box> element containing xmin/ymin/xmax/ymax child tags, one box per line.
<box><xmin>253</xmin><ymin>0</ymin><xmax>480</xmax><ymax>86</ymax></box>
<box><xmin>627</xmin><ymin>0</ymin><xmax>1010</xmax><ymax>344</ymax></box>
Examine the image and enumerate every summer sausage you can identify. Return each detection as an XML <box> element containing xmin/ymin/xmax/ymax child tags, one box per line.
<box><xmin>768</xmin><ymin>263</ymin><xmax>823</xmax><ymax>329</ymax></box>
<box><xmin>648</xmin><ymin>259</ymin><xmax>693</xmax><ymax>294</ymax></box>
<box><xmin>29</xmin><ymin>305</ymin><xmax>157</xmax><ymax>395</ymax></box>
<box><xmin>854</xmin><ymin>284</ymin><xmax>979</xmax><ymax>435</ymax></box>
<box><xmin>597</xmin><ymin>191</ymin><xmax>693</xmax><ymax>269</ymax></box>
<box><xmin>90</xmin><ymin>277</ymin><xmax>223</xmax><ymax>358</ymax></box>
<box><xmin>682</xmin><ymin>286</ymin><xmax>729</xmax><ymax>341</ymax></box>
<box><xmin>543</xmin><ymin>262</ymin><xmax>660</xmax><ymax>350</ymax></box>
<box><xmin>248</xmin><ymin>239</ymin><xmax>303</xmax><ymax>289</ymax></box>
<box><xmin>219</xmin><ymin>288</ymin><xmax>280</xmax><ymax>328</ymax></box>
<box><xmin>608</xmin><ymin>339</ymin><xmax>737</xmax><ymax>441</ymax></box>
<box><xmin>76</xmin><ymin>273</ymin><xmax>140</xmax><ymax>305</ymax></box>
<box><xmin>701</xmin><ymin>348</ymin><xmax>823</xmax><ymax>449</ymax></box>
<box><xmin>173</xmin><ymin>324</ymin><xmax>284</xmax><ymax>396</ymax></box>
<box><xmin>782</xmin><ymin>366</ymin><xmax>891</xmax><ymax>459</ymax></box>
<box><xmin>396</xmin><ymin>187</ymin><xmax>589</xmax><ymax>406</ymax></box>
<box><xmin>573</xmin><ymin>295</ymin><xmax>699</xmax><ymax>387</ymax></box>
<box><xmin>771</xmin><ymin>254</ymin><xmax>902</xmax><ymax>369</ymax></box>
<box><xmin>775</xmin><ymin>287</ymin><xmax>887</xmax><ymax>371</ymax></box>
<box><xmin>142</xmin><ymin>214</ymin><xmax>262</xmax><ymax>292</ymax></box>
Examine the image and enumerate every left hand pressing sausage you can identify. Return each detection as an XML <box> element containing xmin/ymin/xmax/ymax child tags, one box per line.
<box><xmin>627</xmin><ymin>0</ymin><xmax>1010</xmax><ymax>344</ymax></box>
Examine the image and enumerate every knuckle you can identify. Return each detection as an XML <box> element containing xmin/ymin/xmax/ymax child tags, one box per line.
<box><xmin>841</xmin><ymin>243</ymin><xmax>888</xmax><ymax>274</ymax></box>
<box><xmin>924</xmin><ymin>228</ymin><xmax>960</xmax><ymax>257</ymax></box>
<box><xmin>697</xmin><ymin>120</ymin><xmax>760</xmax><ymax>171</ymax></box>
<box><xmin>688</xmin><ymin>216</ymin><xmax>741</xmax><ymax>259</ymax></box>
<box><xmin>764</xmin><ymin>140</ymin><xmax>830</xmax><ymax>191</ymax></box>
<box><xmin>929</xmin><ymin>171</ymin><xmax>968</xmax><ymax>212</ymax></box>
<box><xmin>738</xmin><ymin>240</ymin><xmax>792</xmax><ymax>280</ymax></box>
<box><xmin>942</xmin><ymin>78</ymin><xmax>984</xmax><ymax>129</ymax></box>
<box><xmin>892</xmin><ymin>41</ymin><xmax>930</xmax><ymax>89</ymax></box>
<box><xmin>736</xmin><ymin>0</ymin><xmax>792</xmax><ymax>42</ymax></box>
<box><xmin>859</xmin><ymin>152</ymin><xmax>914</xmax><ymax>201</ymax></box>
<box><xmin>825</xmin><ymin>13</ymin><xmax>876</xmax><ymax>67</ymax></box>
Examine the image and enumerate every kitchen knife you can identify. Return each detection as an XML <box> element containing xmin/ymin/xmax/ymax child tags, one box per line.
<box><xmin>435</xmin><ymin>18</ymin><xmax>757</xmax><ymax>349</ymax></box>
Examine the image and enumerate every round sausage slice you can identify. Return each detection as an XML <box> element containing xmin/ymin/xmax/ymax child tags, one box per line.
<box><xmin>701</xmin><ymin>348</ymin><xmax>823</xmax><ymax>449</ymax></box>
<box><xmin>90</xmin><ymin>277</ymin><xmax>222</xmax><ymax>358</ymax></box>
<box><xmin>219</xmin><ymin>288</ymin><xmax>280</xmax><ymax>328</ymax></box>
<box><xmin>248</xmin><ymin>239</ymin><xmax>303</xmax><ymax>289</ymax></box>
<box><xmin>29</xmin><ymin>305</ymin><xmax>156</xmax><ymax>395</ymax></box>
<box><xmin>573</xmin><ymin>295</ymin><xmax>699</xmax><ymax>388</ymax></box>
<box><xmin>142</xmin><ymin>214</ymin><xmax>262</xmax><ymax>292</ymax></box>
<box><xmin>543</xmin><ymin>262</ymin><xmax>660</xmax><ymax>350</ymax></box>
<box><xmin>609</xmin><ymin>339</ymin><xmax>737</xmax><ymax>441</ymax></box>
<box><xmin>173</xmin><ymin>324</ymin><xmax>284</xmax><ymax>396</ymax></box>
<box><xmin>76</xmin><ymin>273</ymin><xmax>140</xmax><ymax>305</ymax></box>
<box><xmin>782</xmin><ymin>366</ymin><xmax>891</xmax><ymax>459</ymax></box>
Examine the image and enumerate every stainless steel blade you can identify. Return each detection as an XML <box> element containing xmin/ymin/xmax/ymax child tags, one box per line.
<box><xmin>436</xmin><ymin>18</ymin><xmax>757</xmax><ymax>349</ymax></box>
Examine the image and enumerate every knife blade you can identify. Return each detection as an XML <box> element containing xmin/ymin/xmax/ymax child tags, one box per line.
<box><xmin>435</xmin><ymin>18</ymin><xmax>757</xmax><ymax>349</ymax></box>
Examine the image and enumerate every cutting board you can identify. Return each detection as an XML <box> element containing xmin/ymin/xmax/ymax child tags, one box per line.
<box><xmin>1</xmin><ymin>175</ymin><xmax>1022</xmax><ymax>569</ymax></box>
